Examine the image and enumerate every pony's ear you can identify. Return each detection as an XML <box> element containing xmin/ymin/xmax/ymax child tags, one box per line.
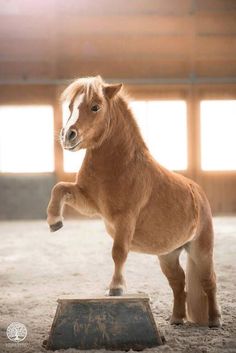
<box><xmin>96</xmin><ymin>75</ymin><xmax>103</xmax><ymax>81</ymax></box>
<box><xmin>103</xmin><ymin>83</ymin><xmax>122</xmax><ymax>99</ymax></box>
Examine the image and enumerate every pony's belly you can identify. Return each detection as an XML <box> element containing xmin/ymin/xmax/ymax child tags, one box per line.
<box><xmin>130</xmin><ymin>241</ymin><xmax>163</xmax><ymax>255</ymax></box>
<box><xmin>130</xmin><ymin>231</ymin><xmax>172</xmax><ymax>255</ymax></box>
<box><xmin>131</xmin><ymin>227</ymin><xmax>195</xmax><ymax>255</ymax></box>
<box><xmin>103</xmin><ymin>217</ymin><xmax>195</xmax><ymax>255</ymax></box>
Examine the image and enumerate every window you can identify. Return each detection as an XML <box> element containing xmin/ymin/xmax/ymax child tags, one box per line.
<box><xmin>200</xmin><ymin>100</ymin><xmax>236</xmax><ymax>171</ymax></box>
<box><xmin>0</xmin><ymin>105</ymin><xmax>54</xmax><ymax>172</ymax></box>
<box><xmin>130</xmin><ymin>100</ymin><xmax>187</xmax><ymax>170</ymax></box>
<box><xmin>62</xmin><ymin>104</ymin><xmax>86</xmax><ymax>173</ymax></box>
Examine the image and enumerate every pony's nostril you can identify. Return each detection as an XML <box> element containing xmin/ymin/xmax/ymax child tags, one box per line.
<box><xmin>67</xmin><ymin>129</ymin><xmax>77</xmax><ymax>141</ymax></box>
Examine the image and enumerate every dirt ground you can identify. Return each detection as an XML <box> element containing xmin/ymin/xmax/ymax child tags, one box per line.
<box><xmin>0</xmin><ymin>217</ymin><xmax>235</xmax><ymax>353</ymax></box>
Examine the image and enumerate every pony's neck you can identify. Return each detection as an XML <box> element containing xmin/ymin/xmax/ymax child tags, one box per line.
<box><xmin>86</xmin><ymin>97</ymin><xmax>147</xmax><ymax>174</ymax></box>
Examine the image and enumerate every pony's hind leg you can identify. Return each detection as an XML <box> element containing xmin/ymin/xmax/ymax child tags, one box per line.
<box><xmin>187</xmin><ymin>237</ymin><xmax>221</xmax><ymax>327</ymax></box>
<box><xmin>186</xmin><ymin>184</ymin><xmax>221</xmax><ymax>327</ymax></box>
<box><xmin>158</xmin><ymin>248</ymin><xmax>186</xmax><ymax>325</ymax></box>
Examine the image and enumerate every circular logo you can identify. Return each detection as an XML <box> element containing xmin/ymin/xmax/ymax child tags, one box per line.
<box><xmin>6</xmin><ymin>322</ymin><xmax>27</xmax><ymax>342</ymax></box>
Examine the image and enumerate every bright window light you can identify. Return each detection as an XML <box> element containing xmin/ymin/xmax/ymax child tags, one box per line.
<box><xmin>0</xmin><ymin>106</ymin><xmax>54</xmax><ymax>172</ymax></box>
<box><xmin>130</xmin><ymin>100</ymin><xmax>187</xmax><ymax>170</ymax></box>
<box><xmin>201</xmin><ymin>100</ymin><xmax>236</xmax><ymax>171</ymax></box>
<box><xmin>62</xmin><ymin>103</ymin><xmax>86</xmax><ymax>173</ymax></box>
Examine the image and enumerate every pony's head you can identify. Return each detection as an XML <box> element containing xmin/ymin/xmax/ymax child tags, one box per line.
<box><xmin>60</xmin><ymin>76</ymin><xmax>122</xmax><ymax>151</ymax></box>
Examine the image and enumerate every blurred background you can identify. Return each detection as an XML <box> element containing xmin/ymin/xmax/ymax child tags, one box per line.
<box><xmin>0</xmin><ymin>0</ymin><xmax>236</xmax><ymax>219</ymax></box>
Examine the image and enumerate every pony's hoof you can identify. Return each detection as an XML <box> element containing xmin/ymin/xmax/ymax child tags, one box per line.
<box><xmin>50</xmin><ymin>221</ymin><xmax>63</xmax><ymax>232</ymax></box>
<box><xmin>42</xmin><ymin>339</ymin><xmax>48</xmax><ymax>348</ymax></box>
<box><xmin>170</xmin><ymin>316</ymin><xmax>184</xmax><ymax>325</ymax></box>
<box><xmin>209</xmin><ymin>317</ymin><xmax>222</xmax><ymax>328</ymax></box>
<box><xmin>109</xmin><ymin>288</ymin><xmax>123</xmax><ymax>296</ymax></box>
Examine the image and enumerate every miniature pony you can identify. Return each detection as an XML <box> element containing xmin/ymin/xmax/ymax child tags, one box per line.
<box><xmin>47</xmin><ymin>76</ymin><xmax>221</xmax><ymax>327</ymax></box>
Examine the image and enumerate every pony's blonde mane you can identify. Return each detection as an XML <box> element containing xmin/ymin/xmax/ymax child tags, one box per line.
<box><xmin>61</xmin><ymin>75</ymin><xmax>121</xmax><ymax>103</ymax></box>
<box><xmin>61</xmin><ymin>76</ymin><xmax>130</xmax><ymax>108</ymax></box>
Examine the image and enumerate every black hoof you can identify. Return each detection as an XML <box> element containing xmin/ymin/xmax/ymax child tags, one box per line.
<box><xmin>42</xmin><ymin>339</ymin><xmax>48</xmax><ymax>348</ymax></box>
<box><xmin>50</xmin><ymin>221</ymin><xmax>63</xmax><ymax>232</ymax></box>
<box><xmin>161</xmin><ymin>335</ymin><xmax>166</xmax><ymax>344</ymax></box>
<box><xmin>109</xmin><ymin>288</ymin><xmax>123</xmax><ymax>296</ymax></box>
<box><xmin>209</xmin><ymin>317</ymin><xmax>222</xmax><ymax>328</ymax></box>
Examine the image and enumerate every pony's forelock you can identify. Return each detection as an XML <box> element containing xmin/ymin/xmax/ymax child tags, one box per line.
<box><xmin>60</xmin><ymin>76</ymin><xmax>105</xmax><ymax>103</ymax></box>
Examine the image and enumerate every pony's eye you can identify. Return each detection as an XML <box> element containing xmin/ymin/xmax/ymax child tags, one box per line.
<box><xmin>91</xmin><ymin>104</ymin><xmax>100</xmax><ymax>112</ymax></box>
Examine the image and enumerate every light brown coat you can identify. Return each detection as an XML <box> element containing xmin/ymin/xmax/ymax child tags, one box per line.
<box><xmin>47</xmin><ymin>76</ymin><xmax>221</xmax><ymax>327</ymax></box>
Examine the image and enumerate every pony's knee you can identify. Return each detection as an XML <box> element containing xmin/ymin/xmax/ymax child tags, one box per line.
<box><xmin>52</xmin><ymin>182</ymin><xmax>71</xmax><ymax>197</ymax></box>
<box><xmin>169</xmin><ymin>276</ymin><xmax>185</xmax><ymax>296</ymax></box>
<box><xmin>112</xmin><ymin>243</ymin><xmax>128</xmax><ymax>264</ymax></box>
<box><xmin>160</xmin><ymin>260</ymin><xmax>185</xmax><ymax>291</ymax></box>
<box><xmin>52</xmin><ymin>182</ymin><xmax>64</xmax><ymax>194</ymax></box>
<box><xmin>201</xmin><ymin>277</ymin><xmax>217</xmax><ymax>295</ymax></box>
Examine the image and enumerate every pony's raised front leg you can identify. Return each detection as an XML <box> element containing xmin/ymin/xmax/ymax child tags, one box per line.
<box><xmin>47</xmin><ymin>182</ymin><xmax>76</xmax><ymax>231</ymax></box>
<box><xmin>109</xmin><ymin>217</ymin><xmax>135</xmax><ymax>296</ymax></box>
<box><xmin>47</xmin><ymin>182</ymin><xmax>87</xmax><ymax>232</ymax></box>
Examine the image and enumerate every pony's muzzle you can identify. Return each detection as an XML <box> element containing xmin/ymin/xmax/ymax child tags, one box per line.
<box><xmin>62</xmin><ymin>127</ymin><xmax>81</xmax><ymax>151</ymax></box>
<box><xmin>66</xmin><ymin>128</ymin><xmax>77</xmax><ymax>142</ymax></box>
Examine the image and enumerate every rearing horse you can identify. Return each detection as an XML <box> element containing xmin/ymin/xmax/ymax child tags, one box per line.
<box><xmin>47</xmin><ymin>76</ymin><xmax>221</xmax><ymax>327</ymax></box>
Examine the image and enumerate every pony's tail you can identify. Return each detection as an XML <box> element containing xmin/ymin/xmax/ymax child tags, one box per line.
<box><xmin>186</xmin><ymin>255</ymin><xmax>208</xmax><ymax>325</ymax></box>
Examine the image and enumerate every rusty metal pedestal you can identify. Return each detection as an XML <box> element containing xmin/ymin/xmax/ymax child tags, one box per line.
<box><xmin>45</xmin><ymin>295</ymin><xmax>164</xmax><ymax>351</ymax></box>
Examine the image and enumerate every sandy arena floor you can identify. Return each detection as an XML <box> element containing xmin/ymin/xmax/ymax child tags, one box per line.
<box><xmin>0</xmin><ymin>217</ymin><xmax>236</xmax><ymax>353</ymax></box>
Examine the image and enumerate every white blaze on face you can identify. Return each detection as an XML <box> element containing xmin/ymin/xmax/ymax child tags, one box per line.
<box><xmin>64</xmin><ymin>93</ymin><xmax>85</xmax><ymax>138</ymax></box>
